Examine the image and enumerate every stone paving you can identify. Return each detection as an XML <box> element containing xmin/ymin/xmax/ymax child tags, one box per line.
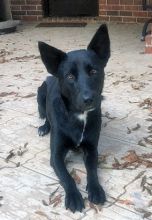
<box><xmin>0</xmin><ymin>22</ymin><xmax>152</xmax><ymax>220</ymax></box>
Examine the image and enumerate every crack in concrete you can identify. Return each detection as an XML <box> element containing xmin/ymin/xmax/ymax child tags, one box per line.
<box><xmin>0</xmin><ymin>117</ymin><xmax>17</xmax><ymax>126</ymax></box>
<box><xmin>106</xmin><ymin>170</ymin><xmax>146</xmax><ymax>208</ymax></box>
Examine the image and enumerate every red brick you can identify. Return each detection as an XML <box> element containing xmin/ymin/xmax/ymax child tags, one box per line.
<box><xmin>37</xmin><ymin>5</ymin><xmax>42</xmax><ymax>10</ymax></box>
<box><xmin>12</xmin><ymin>15</ymin><xmax>23</xmax><ymax>20</ymax></box>
<box><xmin>123</xmin><ymin>17</ymin><xmax>137</xmax><ymax>23</ymax></box>
<box><xmin>120</xmin><ymin>11</ymin><xmax>132</xmax><ymax>16</ymax></box>
<box><xmin>26</xmin><ymin>0</ymin><xmax>42</xmax><ymax>4</ymax></box>
<box><xmin>11</xmin><ymin>5</ymin><xmax>21</xmax><ymax>10</ymax></box>
<box><xmin>120</xmin><ymin>0</ymin><xmax>134</xmax><ymax>5</ymax></box>
<box><xmin>22</xmin><ymin>15</ymin><xmax>38</xmax><ymax>21</ymax></box>
<box><xmin>107</xmin><ymin>0</ymin><xmax>120</xmax><ymax>4</ymax></box>
<box><xmin>12</xmin><ymin>10</ymin><xmax>26</xmax><ymax>15</ymax></box>
<box><xmin>110</xmin><ymin>16</ymin><xmax>123</xmax><ymax>22</ymax></box>
<box><xmin>148</xmin><ymin>11</ymin><xmax>152</xmax><ymax>17</ymax></box>
<box><xmin>111</xmin><ymin>5</ymin><xmax>125</xmax><ymax>10</ymax></box>
<box><xmin>99</xmin><ymin>16</ymin><xmax>110</xmax><ymax>21</ymax></box>
<box><xmin>11</xmin><ymin>0</ymin><xmax>25</xmax><ymax>5</ymax></box>
<box><xmin>101</xmin><ymin>5</ymin><xmax>124</xmax><ymax>10</ymax></box>
<box><xmin>21</xmin><ymin>5</ymin><xmax>36</xmax><ymax>10</ymax></box>
<box><xmin>134</xmin><ymin>0</ymin><xmax>142</xmax><ymax>5</ymax></box>
<box><xmin>133</xmin><ymin>11</ymin><xmax>148</xmax><ymax>17</ymax></box>
<box><xmin>124</xmin><ymin>5</ymin><xmax>139</xmax><ymax>11</ymax></box>
<box><xmin>99</xmin><ymin>11</ymin><xmax>107</xmax><ymax>15</ymax></box>
<box><xmin>27</xmin><ymin>10</ymin><xmax>42</xmax><ymax>15</ymax></box>
<box><xmin>107</xmin><ymin>10</ymin><xmax>119</xmax><ymax>16</ymax></box>
<box><xmin>137</xmin><ymin>17</ymin><xmax>149</xmax><ymax>22</ymax></box>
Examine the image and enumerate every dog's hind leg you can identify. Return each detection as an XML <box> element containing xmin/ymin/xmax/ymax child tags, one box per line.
<box><xmin>38</xmin><ymin>119</ymin><xmax>50</xmax><ymax>136</ymax></box>
<box><xmin>37</xmin><ymin>81</ymin><xmax>47</xmax><ymax>119</ymax></box>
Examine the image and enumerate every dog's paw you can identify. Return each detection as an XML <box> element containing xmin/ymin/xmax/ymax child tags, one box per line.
<box><xmin>65</xmin><ymin>190</ymin><xmax>85</xmax><ymax>213</ymax></box>
<box><xmin>38</xmin><ymin>125</ymin><xmax>50</xmax><ymax>136</ymax></box>
<box><xmin>87</xmin><ymin>183</ymin><xmax>106</xmax><ymax>205</ymax></box>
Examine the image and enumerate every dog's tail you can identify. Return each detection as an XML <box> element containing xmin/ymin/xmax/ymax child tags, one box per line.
<box><xmin>37</xmin><ymin>81</ymin><xmax>47</xmax><ymax>119</ymax></box>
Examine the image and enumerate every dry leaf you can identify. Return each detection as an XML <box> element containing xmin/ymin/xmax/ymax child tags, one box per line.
<box><xmin>127</xmin><ymin>127</ymin><xmax>132</xmax><ymax>134</ymax></box>
<box><xmin>98</xmin><ymin>154</ymin><xmax>109</xmax><ymax>164</ymax></box>
<box><xmin>5</xmin><ymin>150</ymin><xmax>15</xmax><ymax>162</ymax></box>
<box><xmin>112</xmin><ymin>157</ymin><xmax>121</xmax><ymax>169</ymax></box>
<box><xmin>143</xmin><ymin>212</ymin><xmax>152</xmax><ymax>218</ymax></box>
<box><xmin>53</xmin><ymin>199</ymin><xmax>62</xmax><ymax>207</ymax></box>
<box><xmin>16</xmin><ymin>162</ymin><xmax>20</xmax><ymax>167</ymax></box>
<box><xmin>141</xmin><ymin>175</ymin><xmax>147</xmax><ymax>189</ymax></box>
<box><xmin>146</xmin><ymin>118</ymin><xmax>152</xmax><ymax>121</ymax></box>
<box><xmin>118</xmin><ymin>199</ymin><xmax>134</xmax><ymax>205</ymax></box>
<box><xmin>138</xmin><ymin>140</ymin><xmax>147</xmax><ymax>147</ymax></box>
<box><xmin>104</xmin><ymin>111</ymin><xmax>116</xmax><ymax>120</ymax></box>
<box><xmin>17</xmin><ymin>93</ymin><xmax>36</xmax><ymax>98</ymax></box>
<box><xmin>132</xmin><ymin>123</ymin><xmax>141</xmax><ymax>131</ymax></box>
<box><xmin>42</xmin><ymin>199</ymin><xmax>49</xmax><ymax>206</ymax></box>
<box><xmin>141</xmin><ymin>153</ymin><xmax>152</xmax><ymax>158</ymax></box>
<box><xmin>50</xmin><ymin>194</ymin><xmax>62</xmax><ymax>205</ymax></box>
<box><xmin>0</xmin><ymin>92</ymin><xmax>18</xmax><ymax>97</ymax></box>
<box><xmin>143</xmin><ymin>137</ymin><xmax>152</xmax><ymax>145</ymax></box>
<box><xmin>49</xmin><ymin>186</ymin><xmax>59</xmax><ymax>203</ymax></box>
<box><xmin>35</xmin><ymin>211</ymin><xmax>50</xmax><ymax>219</ymax></box>
<box><xmin>121</xmin><ymin>151</ymin><xmax>138</xmax><ymax>163</ymax></box>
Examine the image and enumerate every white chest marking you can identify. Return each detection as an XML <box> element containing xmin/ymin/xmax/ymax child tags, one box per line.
<box><xmin>76</xmin><ymin>111</ymin><xmax>88</xmax><ymax>147</ymax></box>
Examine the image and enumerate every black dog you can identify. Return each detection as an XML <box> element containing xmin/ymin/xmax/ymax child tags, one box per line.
<box><xmin>37</xmin><ymin>24</ymin><xmax>110</xmax><ymax>213</ymax></box>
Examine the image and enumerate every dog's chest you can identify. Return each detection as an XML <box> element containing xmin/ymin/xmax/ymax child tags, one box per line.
<box><xmin>74</xmin><ymin>111</ymin><xmax>88</xmax><ymax>147</ymax></box>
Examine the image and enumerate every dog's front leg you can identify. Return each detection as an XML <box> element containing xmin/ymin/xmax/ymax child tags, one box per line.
<box><xmin>83</xmin><ymin>144</ymin><xmax>106</xmax><ymax>205</ymax></box>
<box><xmin>51</xmin><ymin>136</ymin><xmax>84</xmax><ymax>213</ymax></box>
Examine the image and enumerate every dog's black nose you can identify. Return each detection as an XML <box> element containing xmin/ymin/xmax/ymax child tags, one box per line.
<box><xmin>83</xmin><ymin>95</ymin><xmax>93</xmax><ymax>106</ymax></box>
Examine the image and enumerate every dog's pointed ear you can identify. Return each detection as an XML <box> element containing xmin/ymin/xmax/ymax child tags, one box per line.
<box><xmin>87</xmin><ymin>24</ymin><xmax>110</xmax><ymax>66</ymax></box>
<box><xmin>38</xmin><ymin>41</ymin><xmax>66</xmax><ymax>75</ymax></box>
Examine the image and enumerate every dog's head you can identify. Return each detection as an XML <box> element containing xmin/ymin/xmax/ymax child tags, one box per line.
<box><xmin>38</xmin><ymin>24</ymin><xmax>110</xmax><ymax>112</ymax></box>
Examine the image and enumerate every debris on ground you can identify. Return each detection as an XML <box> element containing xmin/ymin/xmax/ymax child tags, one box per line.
<box><xmin>117</xmin><ymin>199</ymin><xmax>134</xmax><ymax>206</ymax></box>
<box><xmin>70</xmin><ymin>168</ymin><xmax>81</xmax><ymax>184</ymax></box>
<box><xmin>131</xmin><ymin>82</ymin><xmax>146</xmax><ymax>90</ymax></box>
<box><xmin>140</xmin><ymin>175</ymin><xmax>152</xmax><ymax>196</ymax></box>
<box><xmin>35</xmin><ymin>211</ymin><xmax>51</xmax><ymax>220</ymax></box>
<box><xmin>5</xmin><ymin>150</ymin><xmax>15</xmax><ymax>162</ymax></box>
<box><xmin>139</xmin><ymin>98</ymin><xmax>152</xmax><ymax>111</ymax></box>
<box><xmin>98</xmin><ymin>154</ymin><xmax>110</xmax><ymax>165</ymax></box>
<box><xmin>112</xmin><ymin>151</ymin><xmax>152</xmax><ymax>169</ymax></box>
<box><xmin>0</xmin><ymin>195</ymin><xmax>3</xmax><ymax>207</ymax></box>
<box><xmin>103</xmin><ymin>111</ymin><xmax>117</xmax><ymax>120</ymax></box>
<box><xmin>41</xmin><ymin>186</ymin><xmax>62</xmax><ymax>208</ymax></box>
<box><xmin>5</xmin><ymin>143</ymin><xmax>29</xmax><ymax>163</ymax></box>
<box><xmin>127</xmin><ymin>123</ymin><xmax>141</xmax><ymax>134</ymax></box>
<box><xmin>0</xmin><ymin>92</ymin><xmax>18</xmax><ymax>97</ymax></box>
<box><xmin>17</xmin><ymin>142</ymin><xmax>28</xmax><ymax>156</ymax></box>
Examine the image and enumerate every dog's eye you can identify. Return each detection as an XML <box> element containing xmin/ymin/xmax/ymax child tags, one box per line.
<box><xmin>66</xmin><ymin>74</ymin><xmax>75</xmax><ymax>80</ymax></box>
<box><xmin>89</xmin><ymin>69</ymin><xmax>97</xmax><ymax>75</ymax></box>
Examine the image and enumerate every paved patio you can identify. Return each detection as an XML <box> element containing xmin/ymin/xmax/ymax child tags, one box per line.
<box><xmin>0</xmin><ymin>22</ymin><xmax>152</xmax><ymax>220</ymax></box>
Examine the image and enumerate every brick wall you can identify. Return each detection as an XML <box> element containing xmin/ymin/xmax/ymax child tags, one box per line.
<box><xmin>99</xmin><ymin>0</ymin><xmax>152</xmax><ymax>23</ymax></box>
<box><xmin>10</xmin><ymin>0</ymin><xmax>43</xmax><ymax>21</ymax></box>
<box><xmin>10</xmin><ymin>0</ymin><xmax>152</xmax><ymax>23</ymax></box>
